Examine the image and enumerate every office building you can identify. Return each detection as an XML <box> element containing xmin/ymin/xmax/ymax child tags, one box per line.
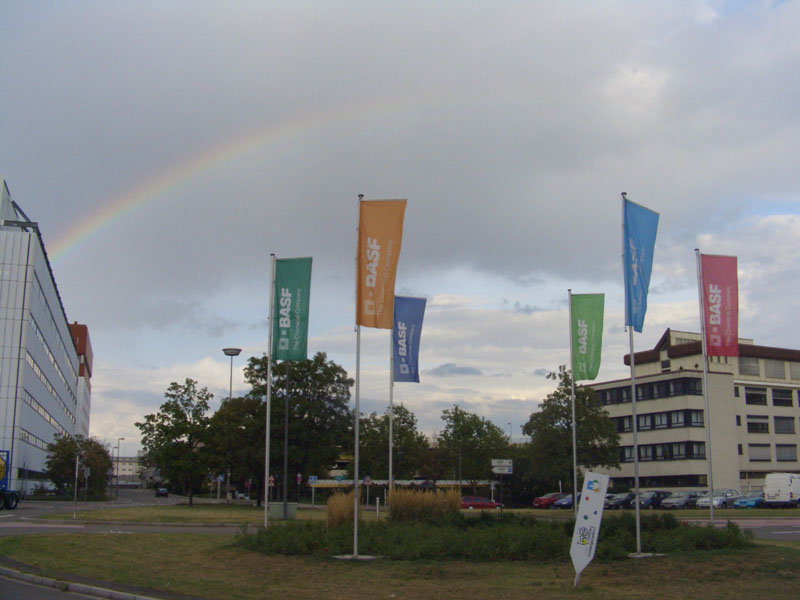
<box><xmin>592</xmin><ymin>329</ymin><xmax>800</xmax><ymax>491</ymax></box>
<box><xmin>1</xmin><ymin>178</ymin><xmax>91</xmax><ymax>492</ymax></box>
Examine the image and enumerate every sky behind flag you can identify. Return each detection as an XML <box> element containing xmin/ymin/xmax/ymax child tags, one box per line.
<box><xmin>2</xmin><ymin>2</ymin><xmax>800</xmax><ymax>453</ymax></box>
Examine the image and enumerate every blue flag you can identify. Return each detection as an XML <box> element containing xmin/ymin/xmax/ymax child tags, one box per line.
<box><xmin>623</xmin><ymin>197</ymin><xmax>659</xmax><ymax>333</ymax></box>
<box><xmin>393</xmin><ymin>296</ymin><xmax>426</xmax><ymax>382</ymax></box>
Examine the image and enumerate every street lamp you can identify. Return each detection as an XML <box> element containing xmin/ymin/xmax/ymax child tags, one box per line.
<box><xmin>222</xmin><ymin>348</ymin><xmax>241</xmax><ymax>500</ymax></box>
<box><xmin>508</xmin><ymin>422</ymin><xmax>512</xmax><ymax>441</ymax></box>
<box><xmin>116</xmin><ymin>437</ymin><xmax>125</xmax><ymax>499</ymax></box>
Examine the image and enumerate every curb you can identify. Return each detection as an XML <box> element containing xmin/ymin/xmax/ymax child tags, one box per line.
<box><xmin>0</xmin><ymin>565</ymin><xmax>160</xmax><ymax>600</ymax></box>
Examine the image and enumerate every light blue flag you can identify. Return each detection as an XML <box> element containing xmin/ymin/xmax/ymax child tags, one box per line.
<box><xmin>623</xmin><ymin>197</ymin><xmax>659</xmax><ymax>333</ymax></box>
<box><xmin>393</xmin><ymin>296</ymin><xmax>426</xmax><ymax>383</ymax></box>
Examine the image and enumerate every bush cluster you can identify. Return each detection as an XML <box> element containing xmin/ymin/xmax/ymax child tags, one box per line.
<box><xmin>387</xmin><ymin>488</ymin><xmax>461</xmax><ymax>522</ymax></box>
<box><xmin>238</xmin><ymin>511</ymin><xmax>751</xmax><ymax>561</ymax></box>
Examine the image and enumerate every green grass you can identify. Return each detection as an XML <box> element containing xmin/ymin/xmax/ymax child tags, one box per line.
<box><xmin>0</xmin><ymin>533</ymin><xmax>799</xmax><ymax>599</ymax></box>
<box><xmin>43</xmin><ymin>504</ymin><xmax>333</xmax><ymax>524</ymax></box>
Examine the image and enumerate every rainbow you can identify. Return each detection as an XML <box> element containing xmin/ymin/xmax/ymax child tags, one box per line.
<box><xmin>47</xmin><ymin>92</ymin><xmax>451</xmax><ymax>261</ymax></box>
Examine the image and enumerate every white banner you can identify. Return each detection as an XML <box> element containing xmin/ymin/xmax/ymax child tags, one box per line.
<box><xmin>569</xmin><ymin>472</ymin><xmax>610</xmax><ymax>587</ymax></box>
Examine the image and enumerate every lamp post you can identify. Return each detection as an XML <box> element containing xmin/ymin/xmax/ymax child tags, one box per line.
<box><xmin>508</xmin><ymin>422</ymin><xmax>512</xmax><ymax>441</ymax></box>
<box><xmin>222</xmin><ymin>348</ymin><xmax>241</xmax><ymax>500</ymax></box>
<box><xmin>115</xmin><ymin>437</ymin><xmax>125</xmax><ymax>499</ymax></box>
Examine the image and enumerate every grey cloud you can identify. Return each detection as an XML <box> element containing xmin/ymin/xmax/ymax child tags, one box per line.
<box><xmin>426</xmin><ymin>363</ymin><xmax>482</xmax><ymax>378</ymax></box>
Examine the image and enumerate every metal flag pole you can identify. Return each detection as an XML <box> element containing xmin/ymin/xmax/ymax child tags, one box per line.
<box><xmin>695</xmin><ymin>249</ymin><xmax>715</xmax><ymax>526</ymax></box>
<box><xmin>621</xmin><ymin>192</ymin><xmax>642</xmax><ymax>555</ymax></box>
<box><xmin>264</xmin><ymin>254</ymin><xmax>276</xmax><ymax>528</ymax></box>
<box><xmin>389</xmin><ymin>329</ymin><xmax>395</xmax><ymax>492</ymax></box>
<box><xmin>568</xmin><ymin>289</ymin><xmax>578</xmax><ymax>514</ymax></box>
<box><xmin>353</xmin><ymin>194</ymin><xmax>364</xmax><ymax>557</ymax></box>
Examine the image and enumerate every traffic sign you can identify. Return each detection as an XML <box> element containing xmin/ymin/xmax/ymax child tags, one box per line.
<box><xmin>268</xmin><ymin>475</ymin><xmax>275</xmax><ymax>487</ymax></box>
<box><xmin>491</xmin><ymin>459</ymin><xmax>512</xmax><ymax>467</ymax></box>
<box><xmin>308</xmin><ymin>475</ymin><xmax>318</xmax><ymax>484</ymax></box>
<box><xmin>492</xmin><ymin>466</ymin><xmax>513</xmax><ymax>475</ymax></box>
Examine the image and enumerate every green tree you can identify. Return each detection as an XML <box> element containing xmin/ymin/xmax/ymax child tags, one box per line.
<box><xmin>437</xmin><ymin>405</ymin><xmax>510</xmax><ymax>492</ymax></box>
<box><xmin>45</xmin><ymin>435</ymin><xmax>112</xmax><ymax>497</ymax></box>
<box><xmin>358</xmin><ymin>404</ymin><xmax>428</xmax><ymax>480</ymax></box>
<box><xmin>244</xmin><ymin>351</ymin><xmax>353</xmax><ymax>500</ymax></box>
<box><xmin>205</xmin><ymin>395</ymin><xmax>266</xmax><ymax>504</ymax></box>
<box><xmin>521</xmin><ymin>365</ymin><xmax>619</xmax><ymax>494</ymax></box>
<box><xmin>136</xmin><ymin>378</ymin><xmax>212</xmax><ymax>506</ymax></box>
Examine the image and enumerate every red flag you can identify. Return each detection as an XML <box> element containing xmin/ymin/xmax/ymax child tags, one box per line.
<box><xmin>700</xmin><ymin>254</ymin><xmax>738</xmax><ymax>356</ymax></box>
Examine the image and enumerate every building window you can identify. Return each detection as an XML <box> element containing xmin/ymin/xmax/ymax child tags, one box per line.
<box><xmin>745</xmin><ymin>387</ymin><xmax>767</xmax><ymax>405</ymax></box>
<box><xmin>734</xmin><ymin>387</ymin><xmax>740</xmax><ymax>397</ymax></box>
<box><xmin>661</xmin><ymin>360</ymin><xmax>671</xmax><ymax>372</ymax></box>
<box><xmin>765</xmin><ymin>359</ymin><xmax>786</xmax><ymax>379</ymax></box>
<box><xmin>776</xmin><ymin>444</ymin><xmax>797</xmax><ymax>462</ymax></box>
<box><xmin>638</xmin><ymin>414</ymin><xmax>653</xmax><ymax>431</ymax></box>
<box><xmin>622</xmin><ymin>446</ymin><xmax>634</xmax><ymax>462</ymax></box>
<box><xmin>774</xmin><ymin>417</ymin><xmax>795</xmax><ymax>434</ymax></box>
<box><xmin>738</xmin><ymin>444</ymin><xmax>743</xmax><ymax>455</ymax></box>
<box><xmin>773</xmin><ymin>389</ymin><xmax>793</xmax><ymax>407</ymax></box>
<box><xmin>791</xmin><ymin>363</ymin><xmax>800</xmax><ymax>381</ymax></box>
<box><xmin>739</xmin><ymin>357</ymin><xmax>760</xmax><ymax>377</ymax></box>
<box><xmin>690</xmin><ymin>442</ymin><xmax>706</xmax><ymax>459</ymax></box>
<box><xmin>639</xmin><ymin>445</ymin><xmax>653</xmax><ymax>461</ymax></box>
<box><xmin>747</xmin><ymin>416</ymin><xmax>769</xmax><ymax>434</ymax></box>
<box><xmin>690</xmin><ymin>410</ymin><xmax>704</xmax><ymax>427</ymax></box>
<box><xmin>736</xmin><ymin>415</ymin><xmax>741</xmax><ymax>426</ymax></box>
<box><xmin>671</xmin><ymin>442</ymin><xmax>686</xmax><ymax>459</ymax></box>
<box><xmin>654</xmin><ymin>413</ymin><xmax>669</xmax><ymax>429</ymax></box>
<box><xmin>671</xmin><ymin>411</ymin><xmax>685</xmax><ymax>427</ymax></box>
<box><xmin>656</xmin><ymin>381</ymin><xmax>671</xmax><ymax>397</ymax></box>
<box><xmin>748</xmin><ymin>444</ymin><xmax>771</xmax><ymax>462</ymax></box>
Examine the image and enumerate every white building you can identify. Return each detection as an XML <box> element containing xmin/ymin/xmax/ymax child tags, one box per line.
<box><xmin>591</xmin><ymin>329</ymin><xmax>800</xmax><ymax>492</ymax></box>
<box><xmin>1</xmin><ymin>178</ymin><xmax>91</xmax><ymax>492</ymax></box>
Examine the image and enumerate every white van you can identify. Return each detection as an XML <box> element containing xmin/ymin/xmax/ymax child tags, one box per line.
<box><xmin>764</xmin><ymin>472</ymin><xmax>800</xmax><ymax>508</ymax></box>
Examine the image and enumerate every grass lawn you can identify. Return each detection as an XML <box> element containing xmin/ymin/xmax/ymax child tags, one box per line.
<box><xmin>42</xmin><ymin>504</ymin><xmax>336</xmax><ymax>524</ymax></box>
<box><xmin>0</xmin><ymin>533</ymin><xmax>799</xmax><ymax>599</ymax></box>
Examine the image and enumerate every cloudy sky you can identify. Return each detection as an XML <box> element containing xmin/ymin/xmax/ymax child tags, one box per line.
<box><xmin>2</xmin><ymin>1</ymin><xmax>799</xmax><ymax>455</ymax></box>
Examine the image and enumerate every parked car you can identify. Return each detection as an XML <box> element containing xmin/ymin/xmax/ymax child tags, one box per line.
<box><xmin>764</xmin><ymin>472</ymin><xmax>800</xmax><ymax>508</ymax></box>
<box><xmin>605</xmin><ymin>492</ymin><xmax>635</xmax><ymax>510</ymax></box>
<box><xmin>733</xmin><ymin>490</ymin><xmax>765</xmax><ymax>509</ymax></box>
<box><xmin>660</xmin><ymin>490</ymin><xmax>701</xmax><ymax>509</ymax></box>
<box><xmin>696</xmin><ymin>489</ymin><xmax>741</xmax><ymax>509</ymax></box>
<box><xmin>638</xmin><ymin>490</ymin><xmax>672</xmax><ymax>510</ymax></box>
<box><xmin>553</xmin><ymin>494</ymin><xmax>576</xmax><ymax>509</ymax></box>
<box><xmin>155</xmin><ymin>487</ymin><xmax>169</xmax><ymax>497</ymax></box>
<box><xmin>461</xmin><ymin>496</ymin><xmax>503</xmax><ymax>510</ymax></box>
<box><xmin>533</xmin><ymin>492</ymin><xmax>568</xmax><ymax>509</ymax></box>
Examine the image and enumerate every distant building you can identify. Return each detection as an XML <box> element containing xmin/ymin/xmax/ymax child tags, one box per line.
<box><xmin>114</xmin><ymin>454</ymin><xmax>144</xmax><ymax>488</ymax></box>
<box><xmin>591</xmin><ymin>329</ymin><xmax>800</xmax><ymax>491</ymax></box>
<box><xmin>1</xmin><ymin>178</ymin><xmax>91</xmax><ymax>492</ymax></box>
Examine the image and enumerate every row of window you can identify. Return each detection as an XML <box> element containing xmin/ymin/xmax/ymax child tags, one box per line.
<box><xmin>613</xmin><ymin>409</ymin><xmax>704</xmax><ymax>433</ymax></box>
<box><xmin>19</xmin><ymin>427</ymin><xmax>50</xmax><ymax>451</ymax></box>
<box><xmin>599</xmin><ymin>377</ymin><xmax>703</xmax><ymax>406</ymax></box>
<box><xmin>739</xmin><ymin>357</ymin><xmax>800</xmax><ymax>380</ymax></box>
<box><xmin>32</xmin><ymin>273</ymin><xmax>78</xmax><ymax>384</ymax></box>
<box><xmin>23</xmin><ymin>389</ymin><xmax>68</xmax><ymax>437</ymax></box>
<box><xmin>739</xmin><ymin>415</ymin><xmax>796</xmax><ymax>434</ymax></box>
<box><xmin>621</xmin><ymin>441</ymin><xmax>706</xmax><ymax>462</ymax></box>
<box><xmin>740</xmin><ymin>386</ymin><xmax>796</xmax><ymax>407</ymax></box>
<box><xmin>25</xmin><ymin>353</ymin><xmax>76</xmax><ymax>425</ymax></box>
<box><xmin>741</xmin><ymin>443</ymin><xmax>798</xmax><ymax>462</ymax></box>
<box><xmin>29</xmin><ymin>316</ymin><xmax>76</xmax><ymax>405</ymax></box>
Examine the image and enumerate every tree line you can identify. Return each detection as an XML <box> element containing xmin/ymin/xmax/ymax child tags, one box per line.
<box><xmin>135</xmin><ymin>353</ymin><xmax>620</xmax><ymax>506</ymax></box>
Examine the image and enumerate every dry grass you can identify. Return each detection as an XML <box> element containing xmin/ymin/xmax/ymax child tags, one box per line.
<box><xmin>326</xmin><ymin>491</ymin><xmax>355</xmax><ymax>528</ymax></box>
<box><xmin>1</xmin><ymin>533</ymin><xmax>799</xmax><ymax>600</ymax></box>
<box><xmin>387</xmin><ymin>488</ymin><xmax>461</xmax><ymax>521</ymax></box>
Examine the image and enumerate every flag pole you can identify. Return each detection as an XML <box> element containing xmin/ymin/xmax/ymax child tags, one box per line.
<box><xmin>621</xmin><ymin>192</ymin><xmax>642</xmax><ymax>555</ymax></box>
<box><xmin>264</xmin><ymin>254</ymin><xmax>276</xmax><ymax>528</ymax></box>
<box><xmin>389</xmin><ymin>329</ymin><xmax>395</xmax><ymax>492</ymax></box>
<box><xmin>353</xmin><ymin>194</ymin><xmax>364</xmax><ymax>557</ymax></box>
<box><xmin>568</xmin><ymin>289</ymin><xmax>578</xmax><ymax>514</ymax></box>
<box><xmin>695</xmin><ymin>249</ymin><xmax>715</xmax><ymax>526</ymax></box>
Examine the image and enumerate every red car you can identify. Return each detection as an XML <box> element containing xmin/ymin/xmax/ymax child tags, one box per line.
<box><xmin>533</xmin><ymin>492</ymin><xmax>567</xmax><ymax>509</ymax></box>
<box><xmin>461</xmin><ymin>496</ymin><xmax>503</xmax><ymax>510</ymax></box>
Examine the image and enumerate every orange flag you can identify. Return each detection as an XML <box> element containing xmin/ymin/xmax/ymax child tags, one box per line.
<box><xmin>357</xmin><ymin>199</ymin><xmax>407</xmax><ymax>328</ymax></box>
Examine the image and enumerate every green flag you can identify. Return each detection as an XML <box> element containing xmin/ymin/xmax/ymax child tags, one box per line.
<box><xmin>272</xmin><ymin>257</ymin><xmax>312</xmax><ymax>361</ymax></box>
<box><xmin>571</xmin><ymin>293</ymin><xmax>604</xmax><ymax>381</ymax></box>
